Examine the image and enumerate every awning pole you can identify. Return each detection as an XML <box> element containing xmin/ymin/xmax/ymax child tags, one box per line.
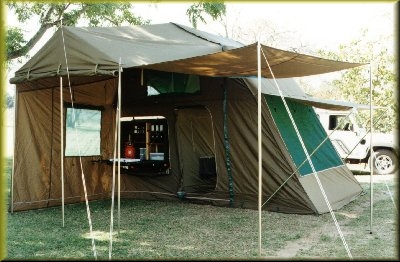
<box><xmin>257</xmin><ymin>40</ymin><xmax>263</xmax><ymax>257</ymax></box>
<box><xmin>109</xmin><ymin>81</ymin><xmax>120</xmax><ymax>260</ymax></box>
<box><xmin>60</xmin><ymin>76</ymin><xmax>65</xmax><ymax>227</ymax></box>
<box><xmin>369</xmin><ymin>63</ymin><xmax>374</xmax><ymax>234</ymax></box>
<box><xmin>117</xmin><ymin>58</ymin><xmax>122</xmax><ymax>234</ymax></box>
<box><xmin>261</xmin><ymin>45</ymin><xmax>352</xmax><ymax>258</ymax></box>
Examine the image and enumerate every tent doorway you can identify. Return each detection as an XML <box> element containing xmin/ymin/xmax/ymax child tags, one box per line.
<box><xmin>175</xmin><ymin>107</ymin><xmax>217</xmax><ymax>193</ymax></box>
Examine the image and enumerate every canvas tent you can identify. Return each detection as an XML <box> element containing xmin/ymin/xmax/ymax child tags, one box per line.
<box><xmin>9</xmin><ymin>23</ymin><xmax>364</xmax><ymax>214</ymax></box>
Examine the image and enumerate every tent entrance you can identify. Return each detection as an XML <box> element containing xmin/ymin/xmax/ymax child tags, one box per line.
<box><xmin>118</xmin><ymin>116</ymin><xmax>170</xmax><ymax>175</ymax></box>
<box><xmin>175</xmin><ymin>107</ymin><xmax>217</xmax><ymax>193</ymax></box>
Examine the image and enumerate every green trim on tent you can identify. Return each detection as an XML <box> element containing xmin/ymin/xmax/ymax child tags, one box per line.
<box><xmin>145</xmin><ymin>69</ymin><xmax>200</xmax><ymax>95</ymax></box>
<box><xmin>265</xmin><ymin>95</ymin><xmax>343</xmax><ymax>176</ymax></box>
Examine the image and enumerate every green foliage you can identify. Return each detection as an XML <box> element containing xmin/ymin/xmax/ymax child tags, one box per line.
<box><xmin>6</xmin><ymin>28</ymin><xmax>25</xmax><ymax>51</ymax></box>
<box><xmin>6</xmin><ymin>2</ymin><xmax>226</xmax><ymax>61</ymax></box>
<box><xmin>3</xmin><ymin>93</ymin><xmax>14</xmax><ymax>110</ymax></box>
<box><xmin>186</xmin><ymin>2</ymin><xmax>226</xmax><ymax>28</ymax></box>
<box><xmin>81</xmin><ymin>3</ymin><xmax>150</xmax><ymax>27</ymax></box>
<box><xmin>317</xmin><ymin>30</ymin><xmax>397</xmax><ymax>133</ymax></box>
<box><xmin>5</xmin><ymin>2</ymin><xmax>150</xmax><ymax>60</ymax></box>
<box><xmin>7</xmin><ymin>2</ymin><xmax>149</xmax><ymax>27</ymax></box>
<box><xmin>5</xmin><ymin>27</ymin><xmax>26</xmax><ymax>64</ymax></box>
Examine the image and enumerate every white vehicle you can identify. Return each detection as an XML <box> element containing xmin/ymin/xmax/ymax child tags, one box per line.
<box><xmin>315</xmin><ymin>108</ymin><xmax>398</xmax><ymax>175</ymax></box>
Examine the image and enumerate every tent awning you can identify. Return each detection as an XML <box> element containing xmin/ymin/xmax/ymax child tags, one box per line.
<box><xmin>140</xmin><ymin>43</ymin><xmax>366</xmax><ymax>79</ymax></box>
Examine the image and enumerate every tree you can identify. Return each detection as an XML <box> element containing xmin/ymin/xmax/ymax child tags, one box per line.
<box><xmin>6</xmin><ymin>2</ymin><xmax>226</xmax><ymax>62</ymax></box>
<box><xmin>186</xmin><ymin>2</ymin><xmax>225</xmax><ymax>29</ymax></box>
<box><xmin>3</xmin><ymin>92</ymin><xmax>14</xmax><ymax>110</ymax></box>
<box><xmin>316</xmin><ymin>29</ymin><xmax>397</xmax><ymax>133</ymax></box>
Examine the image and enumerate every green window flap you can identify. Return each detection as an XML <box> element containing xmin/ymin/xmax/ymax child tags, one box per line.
<box><xmin>145</xmin><ymin>69</ymin><xmax>200</xmax><ymax>95</ymax></box>
<box><xmin>265</xmin><ymin>95</ymin><xmax>343</xmax><ymax>176</ymax></box>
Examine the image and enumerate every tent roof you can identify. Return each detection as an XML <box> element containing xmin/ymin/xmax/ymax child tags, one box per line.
<box><xmin>10</xmin><ymin>23</ymin><xmax>365</xmax><ymax>110</ymax></box>
<box><xmin>10</xmin><ymin>23</ymin><xmax>240</xmax><ymax>84</ymax></box>
<box><xmin>11</xmin><ymin>22</ymin><xmax>364</xmax><ymax>84</ymax></box>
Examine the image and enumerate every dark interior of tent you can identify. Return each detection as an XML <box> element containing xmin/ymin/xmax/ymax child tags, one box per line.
<box><xmin>98</xmin><ymin>68</ymin><xmax>227</xmax><ymax>195</ymax></box>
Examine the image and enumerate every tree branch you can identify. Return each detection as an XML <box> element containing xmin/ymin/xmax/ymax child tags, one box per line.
<box><xmin>41</xmin><ymin>4</ymin><xmax>55</xmax><ymax>23</ymax></box>
<box><xmin>7</xmin><ymin>3</ymin><xmax>85</xmax><ymax>60</ymax></box>
<box><xmin>7</xmin><ymin>24</ymin><xmax>52</xmax><ymax>60</ymax></box>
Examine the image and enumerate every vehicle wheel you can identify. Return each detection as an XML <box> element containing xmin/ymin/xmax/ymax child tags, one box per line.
<box><xmin>369</xmin><ymin>149</ymin><xmax>399</xmax><ymax>175</ymax></box>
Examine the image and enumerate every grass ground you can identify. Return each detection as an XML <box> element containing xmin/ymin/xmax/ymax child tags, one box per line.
<box><xmin>2</xmin><ymin>158</ymin><xmax>398</xmax><ymax>260</ymax></box>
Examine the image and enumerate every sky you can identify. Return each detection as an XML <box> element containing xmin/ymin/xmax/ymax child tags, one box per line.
<box><xmin>5</xmin><ymin>2</ymin><xmax>395</xmax><ymax>50</ymax></box>
<box><xmin>132</xmin><ymin>2</ymin><xmax>395</xmax><ymax>50</ymax></box>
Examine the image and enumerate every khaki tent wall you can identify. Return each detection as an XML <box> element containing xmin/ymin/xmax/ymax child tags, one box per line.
<box><xmin>299</xmin><ymin>166</ymin><xmax>362</xmax><ymax>214</ymax></box>
<box><xmin>223</xmin><ymin>79</ymin><xmax>316</xmax><ymax>213</ymax></box>
<box><xmin>12</xmin><ymin>79</ymin><xmax>117</xmax><ymax>211</ymax></box>
<box><xmin>11</xmin><ymin>68</ymin><xmax>361</xmax><ymax>214</ymax></box>
<box><xmin>9</xmin><ymin>23</ymin><xmax>364</xmax><ymax>215</ymax></box>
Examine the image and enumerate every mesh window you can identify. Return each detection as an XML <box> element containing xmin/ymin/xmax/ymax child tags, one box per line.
<box><xmin>65</xmin><ymin>108</ymin><xmax>101</xmax><ymax>156</ymax></box>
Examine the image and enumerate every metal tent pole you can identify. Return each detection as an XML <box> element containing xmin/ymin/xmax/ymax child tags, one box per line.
<box><xmin>260</xmin><ymin>45</ymin><xmax>353</xmax><ymax>258</ymax></box>
<box><xmin>117</xmin><ymin>58</ymin><xmax>122</xmax><ymax>234</ymax></box>
<box><xmin>257</xmin><ymin>40</ymin><xmax>263</xmax><ymax>257</ymax></box>
<box><xmin>108</xmin><ymin>82</ymin><xmax>120</xmax><ymax>260</ymax></box>
<box><xmin>60</xmin><ymin>76</ymin><xmax>65</xmax><ymax>227</ymax></box>
<box><xmin>369</xmin><ymin>63</ymin><xmax>374</xmax><ymax>234</ymax></box>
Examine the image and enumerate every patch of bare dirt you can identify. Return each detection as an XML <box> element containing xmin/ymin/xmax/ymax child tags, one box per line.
<box><xmin>271</xmin><ymin>173</ymin><xmax>397</xmax><ymax>259</ymax></box>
